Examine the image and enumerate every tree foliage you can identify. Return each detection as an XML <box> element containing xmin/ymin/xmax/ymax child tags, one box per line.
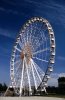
<box><xmin>58</xmin><ymin>77</ymin><xmax>65</xmax><ymax>82</ymax></box>
<box><xmin>0</xmin><ymin>83</ymin><xmax>7</xmax><ymax>92</ymax></box>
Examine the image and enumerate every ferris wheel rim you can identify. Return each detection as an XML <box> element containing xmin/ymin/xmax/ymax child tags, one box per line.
<box><xmin>10</xmin><ymin>17</ymin><xmax>55</xmax><ymax>95</ymax></box>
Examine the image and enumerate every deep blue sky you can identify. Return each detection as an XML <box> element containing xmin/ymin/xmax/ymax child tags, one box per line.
<box><xmin>0</xmin><ymin>0</ymin><xmax>65</xmax><ymax>86</ymax></box>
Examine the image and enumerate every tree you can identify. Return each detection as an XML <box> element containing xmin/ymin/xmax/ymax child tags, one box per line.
<box><xmin>0</xmin><ymin>83</ymin><xmax>7</xmax><ymax>92</ymax></box>
<box><xmin>58</xmin><ymin>77</ymin><xmax>65</xmax><ymax>88</ymax></box>
<box><xmin>3</xmin><ymin>83</ymin><xmax>7</xmax><ymax>91</ymax></box>
<box><xmin>58</xmin><ymin>77</ymin><xmax>65</xmax><ymax>94</ymax></box>
<box><xmin>0</xmin><ymin>83</ymin><xmax>3</xmax><ymax>91</ymax></box>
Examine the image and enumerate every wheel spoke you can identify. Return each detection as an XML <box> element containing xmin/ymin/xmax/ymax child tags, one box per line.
<box><xmin>33</xmin><ymin>48</ymin><xmax>49</xmax><ymax>55</ymax></box>
<box><xmin>24</xmin><ymin>57</ymin><xmax>32</xmax><ymax>93</ymax></box>
<box><xmin>14</xmin><ymin>59</ymin><xmax>21</xmax><ymax>65</ymax></box>
<box><xmin>33</xmin><ymin>59</ymin><xmax>45</xmax><ymax>76</ymax></box>
<box><xmin>33</xmin><ymin>57</ymin><xmax>48</xmax><ymax>62</ymax></box>
<box><xmin>31</xmin><ymin>59</ymin><xmax>42</xmax><ymax>82</ymax></box>
<box><xmin>15</xmin><ymin>55</ymin><xmax>20</xmax><ymax>58</ymax></box>
<box><xmin>30</xmin><ymin>59</ymin><xmax>37</xmax><ymax>89</ymax></box>
<box><xmin>27</xmin><ymin>28</ymin><xmax>29</xmax><ymax>42</ymax></box>
<box><xmin>16</xmin><ymin>47</ymin><xmax>21</xmax><ymax>52</ymax></box>
<box><xmin>19</xmin><ymin>40</ymin><xmax>23</xmax><ymax>49</ymax></box>
<box><xmin>20</xmin><ymin>59</ymin><xmax>24</xmax><ymax>96</ymax></box>
<box><xmin>15</xmin><ymin>62</ymin><xmax>22</xmax><ymax>73</ymax></box>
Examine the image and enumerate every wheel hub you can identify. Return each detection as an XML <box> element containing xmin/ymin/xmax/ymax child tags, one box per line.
<box><xmin>20</xmin><ymin>42</ymin><xmax>32</xmax><ymax>64</ymax></box>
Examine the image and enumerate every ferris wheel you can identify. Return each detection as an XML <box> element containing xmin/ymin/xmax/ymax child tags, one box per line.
<box><xmin>10</xmin><ymin>17</ymin><xmax>55</xmax><ymax>96</ymax></box>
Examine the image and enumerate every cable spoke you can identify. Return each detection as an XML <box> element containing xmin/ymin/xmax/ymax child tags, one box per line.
<box><xmin>31</xmin><ymin>59</ymin><xmax>42</xmax><ymax>82</ymax></box>
<box><xmin>15</xmin><ymin>55</ymin><xmax>20</xmax><ymax>58</ymax></box>
<box><xmin>14</xmin><ymin>59</ymin><xmax>21</xmax><ymax>65</ymax></box>
<box><xmin>30</xmin><ymin>59</ymin><xmax>37</xmax><ymax>90</ymax></box>
<box><xmin>33</xmin><ymin>57</ymin><xmax>48</xmax><ymax>62</ymax></box>
<box><xmin>16</xmin><ymin>47</ymin><xmax>21</xmax><ymax>52</ymax></box>
<box><xmin>33</xmin><ymin>48</ymin><xmax>49</xmax><ymax>55</ymax></box>
<box><xmin>19</xmin><ymin>40</ymin><xmax>23</xmax><ymax>49</ymax></box>
<box><xmin>15</xmin><ymin>62</ymin><xmax>22</xmax><ymax>73</ymax></box>
<box><xmin>33</xmin><ymin>59</ymin><xmax>45</xmax><ymax>78</ymax></box>
<box><xmin>24</xmin><ymin>57</ymin><xmax>32</xmax><ymax>93</ymax></box>
<box><xmin>27</xmin><ymin>28</ymin><xmax>29</xmax><ymax>42</ymax></box>
<box><xmin>20</xmin><ymin>59</ymin><xmax>24</xmax><ymax>96</ymax></box>
<box><xmin>33</xmin><ymin>60</ymin><xmax>45</xmax><ymax>76</ymax></box>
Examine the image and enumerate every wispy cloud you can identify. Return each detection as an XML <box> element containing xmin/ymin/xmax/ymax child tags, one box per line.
<box><xmin>0</xmin><ymin>46</ymin><xmax>11</xmax><ymax>58</ymax></box>
<box><xmin>59</xmin><ymin>73</ymin><xmax>65</xmax><ymax>77</ymax></box>
<box><xmin>0</xmin><ymin>7</ymin><xmax>5</xmax><ymax>11</ymax></box>
<box><xmin>48</xmin><ymin>73</ymin><xmax>65</xmax><ymax>86</ymax></box>
<box><xmin>57</xmin><ymin>56</ymin><xmax>65</xmax><ymax>61</ymax></box>
<box><xmin>25</xmin><ymin>0</ymin><xmax>65</xmax><ymax>26</ymax></box>
<box><xmin>0</xmin><ymin>28</ymin><xmax>16</xmax><ymax>39</ymax></box>
<box><xmin>0</xmin><ymin>6</ymin><xmax>27</xmax><ymax>16</ymax></box>
<box><xmin>2</xmin><ymin>0</ymin><xmax>17</xmax><ymax>6</ymax></box>
<box><xmin>51</xmin><ymin>73</ymin><xmax>65</xmax><ymax>78</ymax></box>
<box><xmin>0</xmin><ymin>7</ymin><xmax>18</xmax><ymax>15</ymax></box>
<box><xmin>48</xmin><ymin>78</ymin><xmax>58</xmax><ymax>87</ymax></box>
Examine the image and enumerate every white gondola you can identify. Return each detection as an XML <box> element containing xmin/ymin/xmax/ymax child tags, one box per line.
<box><xmin>44</xmin><ymin>83</ymin><xmax>47</xmax><ymax>86</ymax></box>
<box><xmin>12</xmin><ymin>54</ymin><xmax>15</xmax><ymax>57</ymax></box>
<box><xmin>51</xmin><ymin>52</ymin><xmax>55</xmax><ymax>56</ymax></box>
<box><xmin>28</xmin><ymin>20</ymin><xmax>31</xmax><ymax>24</ymax></box>
<box><xmin>37</xmin><ymin>17</ymin><xmax>40</xmax><ymax>21</ymax></box>
<box><xmin>50</xmin><ymin>31</ymin><xmax>54</xmax><ymax>35</ymax></box>
<box><xmin>34</xmin><ymin>17</ymin><xmax>37</xmax><ymax>21</ymax></box>
<box><xmin>31</xmin><ymin>19</ymin><xmax>34</xmax><ymax>22</ymax></box>
<box><xmin>26</xmin><ymin>23</ymin><xmax>29</xmax><ymax>27</ymax></box>
<box><xmin>51</xmin><ymin>38</ymin><xmax>55</xmax><ymax>41</ymax></box>
<box><xmin>51</xmin><ymin>44</ymin><xmax>55</xmax><ymax>48</ymax></box>
<box><xmin>17</xmin><ymin>38</ymin><xmax>20</xmax><ymax>40</ymax></box>
<box><xmin>50</xmin><ymin>58</ymin><xmax>54</xmax><ymax>64</ymax></box>
<box><xmin>39</xmin><ymin>18</ymin><xmax>43</xmax><ymax>21</ymax></box>
<box><xmin>11</xmin><ymin>59</ymin><xmax>14</xmax><ymax>62</ymax></box>
<box><xmin>46</xmin><ymin>75</ymin><xmax>50</xmax><ymax>79</ymax></box>
<box><xmin>48</xmin><ymin>67</ymin><xmax>53</xmax><ymax>72</ymax></box>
